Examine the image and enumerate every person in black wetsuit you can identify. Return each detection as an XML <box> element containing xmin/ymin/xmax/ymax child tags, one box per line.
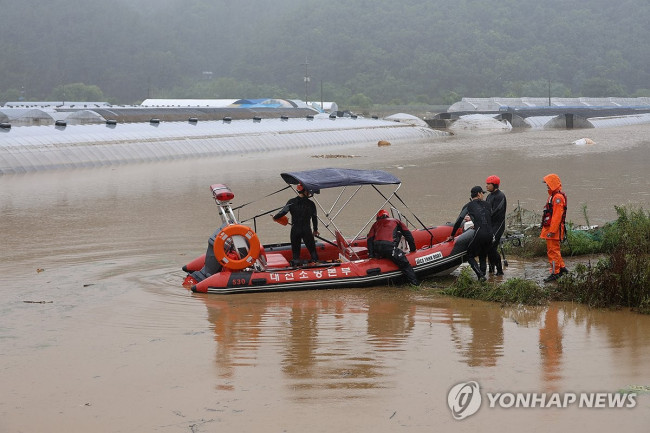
<box><xmin>447</xmin><ymin>186</ymin><xmax>495</xmax><ymax>281</ymax></box>
<box><xmin>485</xmin><ymin>175</ymin><xmax>507</xmax><ymax>276</ymax></box>
<box><xmin>273</xmin><ymin>184</ymin><xmax>319</xmax><ymax>266</ymax></box>
<box><xmin>367</xmin><ymin>209</ymin><xmax>419</xmax><ymax>286</ymax></box>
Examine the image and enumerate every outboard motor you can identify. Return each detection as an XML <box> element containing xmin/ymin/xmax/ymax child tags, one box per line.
<box><xmin>188</xmin><ymin>226</ymin><xmax>227</xmax><ymax>282</ymax></box>
<box><xmin>189</xmin><ymin>185</ymin><xmax>239</xmax><ymax>283</ymax></box>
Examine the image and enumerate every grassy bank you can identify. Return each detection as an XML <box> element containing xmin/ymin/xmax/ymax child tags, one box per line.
<box><xmin>438</xmin><ymin>206</ymin><xmax>650</xmax><ymax>314</ymax></box>
<box><xmin>439</xmin><ymin>268</ymin><xmax>549</xmax><ymax>305</ymax></box>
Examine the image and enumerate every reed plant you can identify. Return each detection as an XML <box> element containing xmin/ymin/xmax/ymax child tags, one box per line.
<box><xmin>553</xmin><ymin>206</ymin><xmax>650</xmax><ymax>313</ymax></box>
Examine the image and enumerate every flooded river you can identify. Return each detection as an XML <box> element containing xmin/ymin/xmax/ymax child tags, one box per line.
<box><xmin>1</xmin><ymin>124</ymin><xmax>649</xmax><ymax>432</ymax></box>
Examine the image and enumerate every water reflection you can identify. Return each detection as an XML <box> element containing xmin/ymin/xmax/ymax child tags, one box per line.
<box><xmin>448</xmin><ymin>303</ymin><xmax>504</xmax><ymax>367</ymax></box>
<box><xmin>197</xmin><ymin>289</ymin><xmax>650</xmax><ymax>403</ymax></box>
<box><xmin>366</xmin><ymin>293</ymin><xmax>416</xmax><ymax>350</ymax></box>
<box><xmin>283</xmin><ymin>298</ymin><xmax>320</xmax><ymax>379</ymax></box>
<box><xmin>200</xmin><ymin>291</ymin><xmax>503</xmax><ymax>392</ymax></box>
<box><xmin>198</xmin><ymin>290</ymin><xmax>420</xmax><ymax>397</ymax></box>
<box><xmin>202</xmin><ymin>297</ymin><xmax>264</xmax><ymax>390</ymax></box>
<box><xmin>560</xmin><ymin>303</ymin><xmax>650</xmax><ymax>378</ymax></box>
<box><xmin>539</xmin><ymin>305</ymin><xmax>564</xmax><ymax>389</ymax></box>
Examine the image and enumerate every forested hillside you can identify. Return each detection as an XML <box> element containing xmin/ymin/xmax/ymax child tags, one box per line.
<box><xmin>1</xmin><ymin>0</ymin><xmax>649</xmax><ymax>106</ymax></box>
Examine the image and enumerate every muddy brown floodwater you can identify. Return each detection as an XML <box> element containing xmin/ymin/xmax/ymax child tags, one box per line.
<box><xmin>1</xmin><ymin>124</ymin><xmax>649</xmax><ymax>432</ymax></box>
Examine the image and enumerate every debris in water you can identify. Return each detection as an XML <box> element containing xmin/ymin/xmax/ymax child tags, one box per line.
<box><xmin>572</xmin><ymin>138</ymin><xmax>595</xmax><ymax>145</ymax></box>
<box><xmin>311</xmin><ymin>154</ymin><xmax>357</xmax><ymax>158</ymax></box>
<box><xmin>23</xmin><ymin>300</ymin><xmax>53</xmax><ymax>304</ymax></box>
<box><xmin>377</xmin><ymin>140</ymin><xmax>391</xmax><ymax>146</ymax></box>
<box><xmin>619</xmin><ymin>385</ymin><xmax>650</xmax><ymax>394</ymax></box>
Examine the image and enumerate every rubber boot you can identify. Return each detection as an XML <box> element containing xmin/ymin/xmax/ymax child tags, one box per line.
<box><xmin>559</xmin><ymin>267</ymin><xmax>569</xmax><ymax>276</ymax></box>
<box><xmin>495</xmin><ymin>260</ymin><xmax>504</xmax><ymax>276</ymax></box>
<box><xmin>469</xmin><ymin>262</ymin><xmax>486</xmax><ymax>282</ymax></box>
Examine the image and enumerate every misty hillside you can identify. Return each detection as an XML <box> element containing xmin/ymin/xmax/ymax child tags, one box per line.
<box><xmin>1</xmin><ymin>0</ymin><xmax>649</xmax><ymax>106</ymax></box>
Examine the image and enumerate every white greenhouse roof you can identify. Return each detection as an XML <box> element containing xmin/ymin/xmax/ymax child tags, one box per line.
<box><xmin>140</xmin><ymin>99</ymin><xmax>239</xmax><ymax>107</ymax></box>
<box><xmin>0</xmin><ymin>116</ymin><xmax>447</xmax><ymax>174</ymax></box>
<box><xmin>449</xmin><ymin>97</ymin><xmax>650</xmax><ymax>112</ymax></box>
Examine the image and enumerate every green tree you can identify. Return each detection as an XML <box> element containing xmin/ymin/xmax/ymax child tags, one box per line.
<box><xmin>49</xmin><ymin>83</ymin><xmax>105</xmax><ymax>102</ymax></box>
<box><xmin>347</xmin><ymin>93</ymin><xmax>373</xmax><ymax>110</ymax></box>
<box><xmin>580</xmin><ymin>78</ymin><xmax>627</xmax><ymax>97</ymax></box>
<box><xmin>442</xmin><ymin>91</ymin><xmax>461</xmax><ymax>106</ymax></box>
<box><xmin>631</xmin><ymin>89</ymin><xmax>650</xmax><ymax>97</ymax></box>
<box><xmin>0</xmin><ymin>88</ymin><xmax>24</xmax><ymax>103</ymax></box>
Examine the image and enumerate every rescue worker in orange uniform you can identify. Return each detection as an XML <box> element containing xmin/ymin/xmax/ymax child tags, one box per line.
<box><xmin>540</xmin><ymin>173</ymin><xmax>568</xmax><ymax>282</ymax></box>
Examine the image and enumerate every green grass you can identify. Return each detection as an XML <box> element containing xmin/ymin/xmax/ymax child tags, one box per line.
<box><xmin>437</xmin><ymin>206</ymin><xmax>650</xmax><ymax>314</ymax></box>
<box><xmin>439</xmin><ymin>267</ymin><xmax>549</xmax><ymax>306</ymax></box>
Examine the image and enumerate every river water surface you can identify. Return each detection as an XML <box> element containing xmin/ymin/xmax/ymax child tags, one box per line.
<box><xmin>1</xmin><ymin>124</ymin><xmax>649</xmax><ymax>432</ymax></box>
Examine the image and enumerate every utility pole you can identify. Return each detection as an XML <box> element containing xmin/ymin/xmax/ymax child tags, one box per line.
<box><xmin>302</xmin><ymin>58</ymin><xmax>310</xmax><ymax>105</ymax></box>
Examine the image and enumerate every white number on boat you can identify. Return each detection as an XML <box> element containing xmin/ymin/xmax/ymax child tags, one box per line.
<box><xmin>415</xmin><ymin>252</ymin><xmax>443</xmax><ymax>265</ymax></box>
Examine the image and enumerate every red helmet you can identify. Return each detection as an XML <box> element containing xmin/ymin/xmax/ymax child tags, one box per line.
<box><xmin>377</xmin><ymin>209</ymin><xmax>390</xmax><ymax>219</ymax></box>
<box><xmin>296</xmin><ymin>184</ymin><xmax>305</xmax><ymax>192</ymax></box>
<box><xmin>486</xmin><ymin>175</ymin><xmax>500</xmax><ymax>185</ymax></box>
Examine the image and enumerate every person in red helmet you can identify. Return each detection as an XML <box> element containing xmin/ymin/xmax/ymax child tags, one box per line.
<box><xmin>367</xmin><ymin>209</ymin><xmax>419</xmax><ymax>285</ymax></box>
<box><xmin>273</xmin><ymin>183</ymin><xmax>319</xmax><ymax>266</ymax></box>
<box><xmin>485</xmin><ymin>175</ymin><xmax>507</xmax><ymax>276</ymax></box>
<box><xmin>540</xmin><ymin>173</ymin><xmax>568</xmax><ymax>282</ymax></box>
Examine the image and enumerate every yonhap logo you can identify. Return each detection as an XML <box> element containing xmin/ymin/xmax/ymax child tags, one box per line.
<box><xmin>446</xmin><ymin>381</ymin><xmax>637</xmax><ymax>420</ymax></box>
<box><xmin>448</xmin><ymin>381</ymin><xmax>482</xmax><ymax>420</ymax></box>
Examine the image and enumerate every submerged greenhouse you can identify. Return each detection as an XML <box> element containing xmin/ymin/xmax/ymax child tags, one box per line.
<box><xmin>0</xmin><ymin>114</ymin><xmax>447</xmax><ymax>174</ymax></box>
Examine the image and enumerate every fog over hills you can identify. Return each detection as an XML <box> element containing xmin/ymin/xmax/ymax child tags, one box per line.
<box><xmin>1</xmin><ymin>0</ymin><xmax>648</xmax><ymax>105</ymax></box>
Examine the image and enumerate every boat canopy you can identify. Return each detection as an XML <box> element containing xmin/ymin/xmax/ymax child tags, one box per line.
<box><xmin>281</xmin><ymin>168</ymin><xmax>400</xmax><ymax>193</ymax></box>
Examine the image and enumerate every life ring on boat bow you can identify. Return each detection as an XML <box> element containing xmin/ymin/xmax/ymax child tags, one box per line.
<box><xmin>213</xmin><ymin>224</ymin><xmax>261</xmax><ymax>271</ymax></box>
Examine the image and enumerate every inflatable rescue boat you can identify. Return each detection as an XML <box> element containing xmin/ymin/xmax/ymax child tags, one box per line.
<box><xmin>182</xmin><ymin>168</ymin><xmax>471</xmax><ymax>294</ymax></box>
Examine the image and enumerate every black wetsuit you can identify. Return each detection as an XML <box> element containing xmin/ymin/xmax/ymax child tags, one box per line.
<box><xmin>367</xmin><ymin>217</ymin><xmax>418</xmax><ymax>285</ymax></box>
<box><xmin>451</xmin><ymin>199</ymin><xmax>494</xmax><ymax>279</ymax></box>
<box><xmin>274</xmin><ymin>195</ymin><xmax>319</xmax><ymax>264</ymax></box>
<box><xmin>486</xmin><ymin>188</ymin><xmax>507</xmax><ymax>274</ymax></box>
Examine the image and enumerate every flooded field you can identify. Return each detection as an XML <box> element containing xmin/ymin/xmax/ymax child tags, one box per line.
<box><xmin>1</xmin><ymin>123</ymin><xmax>649</xmax><ymax>432</ymax></box>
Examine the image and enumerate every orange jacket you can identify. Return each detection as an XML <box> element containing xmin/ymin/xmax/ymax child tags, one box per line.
<box><xmin>540</xmin><ymin>173</ymin><xmax>567</xmax><ymax>241</ymax></box>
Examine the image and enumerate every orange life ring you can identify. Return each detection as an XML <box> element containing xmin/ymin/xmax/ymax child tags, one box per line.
<box><xmin>213</xmin><ymin>224</ymin><xmax>261</xmax><ymax>271</ymax></box>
